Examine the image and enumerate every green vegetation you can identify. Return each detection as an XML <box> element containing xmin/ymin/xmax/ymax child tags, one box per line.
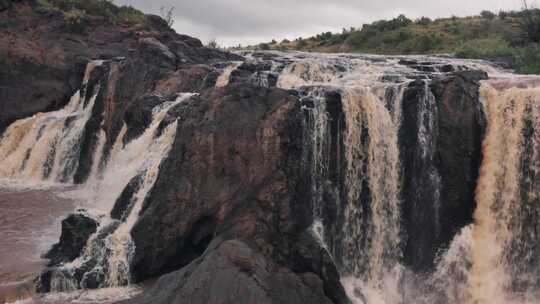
<box><xmin>35</xmin><ymin>0</ymin><xmax>148</xmax><ymax>31</ymax></box>
<box><xmin>246</xmin><ymin>9</ymin><xmax>540</xmax><ymax>74</ymax></box>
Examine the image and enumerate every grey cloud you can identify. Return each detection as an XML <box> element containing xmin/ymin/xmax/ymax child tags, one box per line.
<box><xmin>116</xmin><ymin>0</ymin><xmax>522</xmax><ymax>46</ymax></box>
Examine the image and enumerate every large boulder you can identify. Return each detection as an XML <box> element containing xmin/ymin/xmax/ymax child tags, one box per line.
<box><xmin>44</xmin><ymin>214</ymin><xmax>98</xmax><ymax>266</ymax></box>
<box><xmin>122</xmin><ymin>239</ymin><xmax>337</xmax><ymax>304</ymax></box>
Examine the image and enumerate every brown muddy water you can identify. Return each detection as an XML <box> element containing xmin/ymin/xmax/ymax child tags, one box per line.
<box><xmin>0</xmin><ymin>185</ymin><xmax>75</xmax><ymax>303</ymax></box>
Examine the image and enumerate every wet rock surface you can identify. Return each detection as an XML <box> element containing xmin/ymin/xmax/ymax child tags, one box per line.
<box><xmin>44</xmin><ymin>214</ymin><xmax>98</xmax><ymax>266</ymax></box>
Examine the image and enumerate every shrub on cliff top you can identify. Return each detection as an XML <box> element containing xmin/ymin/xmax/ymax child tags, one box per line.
<box><xmin>62</xmin><ymin>8</ymin><xmax>86</xmax><ymax>32</ymax></box>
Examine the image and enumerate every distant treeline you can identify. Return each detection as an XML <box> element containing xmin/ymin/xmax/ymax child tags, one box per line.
<box><xmin>239</xmin><ymin>8</ymin><xmax>540</xmax><ymax>74</ymax></box>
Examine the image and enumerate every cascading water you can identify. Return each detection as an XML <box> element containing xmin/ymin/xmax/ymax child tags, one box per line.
<box><xmin>215</xmin><ymin>61</ymin><xmax>243</xmax><ymax>87</ymax></box>
<box><xmin>0</xmin><ymin>60</ymin><xmax>103</xmax><ymax>183</ymax></box>
<box><xmin>469</xmin><ymin>78</ymin><xmax>540</xmax><ymax>304</ymax></box>
<box><xmin>339</xmin><ymin>85</ymin><xmax>404</xmax><ymax>304</ymax></box>
<box><xmin>46</xmin><ymin>93</ymin><xmax>193</xmax><ymax>291</ymax></box>
<box><xmin>268</xmin><ymin>52</ymin><xmax>412</xmax><ymax>303</ymax></box>
<box><xmin>0</xmin><ymin>59</ymin><xmax>195</xmax><ymax>298</ymax></box>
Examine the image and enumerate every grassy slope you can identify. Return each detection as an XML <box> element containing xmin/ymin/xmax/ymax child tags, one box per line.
<box><xmin>245</xmin><ymin>13</ymin><xmax>540</xmax><ymax>74</ymax></box>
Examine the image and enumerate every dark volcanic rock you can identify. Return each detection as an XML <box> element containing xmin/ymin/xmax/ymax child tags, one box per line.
<box><xmin>111</xmin><ymin>174</ymin><xmax>145</xmax><ymax>221</ymax></box>
<box><xmin>400</xmin><ymin>70</ymin><xmax>487</xmax><ymax>271</ymax></box>
<box><xmin>44</xmin><ymin>214</ymin><xmax>98</xmax><ymax>266</ymax></box>
<box><xmin>129</xmin><ymin>84</ymin><xmax>304</xmax><ymax>280</ymax></box>
<box><xmin>155</xmin><ymin>65</ymin><xmax>219</xmax><ymax>94</ymax></box>
<box><xmin>431</xmin><ymin>70</ymin><xmax>487</xmax><ymax>260</ymax></box>
<box><xmin>138</xmin><ymin>37</ymin><xmax>176</xmax><ymax>70</ymax></box>
<box><xmin>122</xmin><ymin>239</ymin><xmax>336</xmax><ymax>304</ymax></box>
<box><xmin>288</xmin><ymin>232</ymin><xmax>350</xmax><ymax>304</ymax></box>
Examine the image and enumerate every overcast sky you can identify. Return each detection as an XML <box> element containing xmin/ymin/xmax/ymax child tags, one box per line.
<box><xmin>116</xmin><ymin>0</ymin><xmax>526</xmax><ymax>47</ymax></box>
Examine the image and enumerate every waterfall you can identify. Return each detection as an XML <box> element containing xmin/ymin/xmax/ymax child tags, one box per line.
<box><xmin>275</xmin><ymin>52</ymin><xmax>408</xmax><ymax>303</ymax></box>
<box><xmin>338</xmin><ymin>85</ymin><xmax>404</xmax><ymax>304</ymax></box>
<box><xmin>47</xmin><ymin>93</ymin><xmax>193</xmax><ymax>291</ymax></box>
<box><xmin>258</xmin><ymin>51</ymin><xmax>540</xmax><ymax>303</ymax></box>
<box><xmin>0</xmin><ymin>59</ymin><xmax>195</xmax><ymax>292</ymax></box>
<box><xmin>0</xmin><ymin>61</ymin><xmax>103</xmax><ymax>183</ymax></box>
<box><xmin>86</xmin><ymin>129</ymin><xmax>107</xmax><ymax>185</ymax></box>
<box><xmin>469</xmin><ymin>78</ymin><xmax>540</xmax><ymax>304</ymax></box>
<box><xmin>301</xmin><ymin>87</ymin><xmax>332</xmax><ymax>220</ymax></box>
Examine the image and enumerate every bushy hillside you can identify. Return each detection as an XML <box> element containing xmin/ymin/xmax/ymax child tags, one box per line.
<box><xmin>244</xmin><ymin>10</ymin><xmax>540</xmax><ymax>74</ymax></box>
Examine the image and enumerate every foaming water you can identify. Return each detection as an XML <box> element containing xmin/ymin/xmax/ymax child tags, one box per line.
<box><xmin>0</xmin><ymin>61</ymin><xmax>103</xmax><ymax>184</ymax></box>
<box><xmin>47</xmin><ymin>94</ymin><xmax>192</xmax><ymax>291</ymax></box>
